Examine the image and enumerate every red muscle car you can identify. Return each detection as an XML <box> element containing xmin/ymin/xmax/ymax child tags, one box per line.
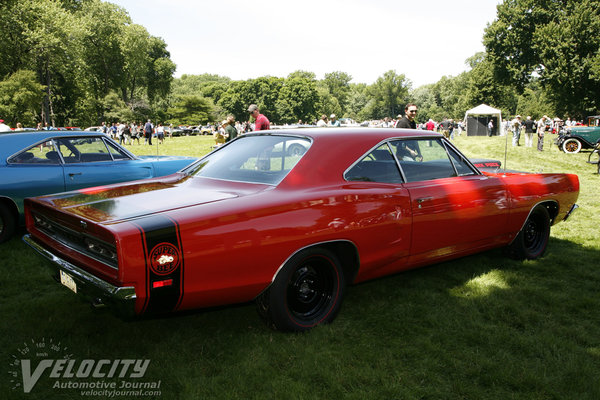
<box><xmin>23</xmin><ymin>128</ymin><xmax>579</xmax><ymax>331</ymax></box>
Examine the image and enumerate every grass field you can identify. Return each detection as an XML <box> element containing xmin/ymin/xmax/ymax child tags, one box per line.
<box><xmin>1</xmin><ymin>132</ymin><xmax>599</xmax><ymax>399</ymax></box>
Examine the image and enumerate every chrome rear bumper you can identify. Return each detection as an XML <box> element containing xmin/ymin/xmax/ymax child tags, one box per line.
<box><xmin>563</xmin><ymin>203</ymin><xmax>579</xmax><ymax>222</ymax></box>
<box><xmin>23</xmin><ymin>234</ymin><xmax>136</xmax><ymax>316</ymax></box>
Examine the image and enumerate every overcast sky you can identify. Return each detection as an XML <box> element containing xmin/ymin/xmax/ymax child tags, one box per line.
<box><xmin>108</xmin><ymin>0</ymin><xmax>502</xmax><ymax>87</ymax></box>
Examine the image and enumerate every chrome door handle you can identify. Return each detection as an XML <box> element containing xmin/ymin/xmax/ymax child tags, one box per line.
<box><xmin>416</xmin><ymin>197</ymin><xmax>433</xmax><ymax>208</ymax></box>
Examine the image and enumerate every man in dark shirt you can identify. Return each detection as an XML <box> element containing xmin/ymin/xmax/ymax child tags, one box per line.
<box><xmin>522</xmin><ymin>116</ymin><xmax>536</xmax><ymax>147</ymax></box>
<box><xmin>395</xmin><ymin>103</ymin><xmax>418</xmax><ymax>129</ymax></box>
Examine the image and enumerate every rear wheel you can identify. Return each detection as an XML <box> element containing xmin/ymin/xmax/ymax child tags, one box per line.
<box><xmin>0</xmin><ymin>204</ymin><xmax>16</xmax><ymax>244</ymax></box>
<box><xmin>562</xmin><ymin>138</ymin><xmax>582</xmax><ymax>153</ymax></box>
<box><xmin>507</xmin><ymin>206</ymin><xmax>551</xmax><ymax>260</ymax></box>
<box><xmin>256</xmin><ymin>247</ymin><xmax>345</xmax><ymax>332</ymax></box>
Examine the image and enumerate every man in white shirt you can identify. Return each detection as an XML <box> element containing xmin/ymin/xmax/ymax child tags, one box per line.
<box><xmin>0</xmin><ymin>119</ymin><xmax>11</xmax><ymax>132</ymax></box>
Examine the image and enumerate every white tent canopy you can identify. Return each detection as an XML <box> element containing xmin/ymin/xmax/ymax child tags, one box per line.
<box><xmin>464</xmin><ymin>104</ymin><xmax>503</xmax><ymax>136</ymax></box>
<box><xmin>464</xmin><ymin>104</ymin><xmax>502</xmax><ymax>122</ymax></box>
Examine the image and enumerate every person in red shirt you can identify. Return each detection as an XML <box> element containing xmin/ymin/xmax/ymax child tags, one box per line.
<box><xmin>248</xmin><ymin>104</ymin><xmax>270</xmax><ymax>131</ymax></box>
<box><xmin>425</xmin><ymin>119</ymin><xmax>435</xmax><ymax>131</ymax></box>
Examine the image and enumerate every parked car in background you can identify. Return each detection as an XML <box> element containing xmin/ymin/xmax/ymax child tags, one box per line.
<box><xmin>24</xmin><ymin>128</ymin><xmax>579</xmax><ymax>332</ymax></box>
<box><xmin>84</xmin><ymin>126</ymin><xmax>104</xmax><ymax>132</ymax></box>
<box><xmin>0</xmin><ymin>130</ymin><xmax>197</xmax><ymax>243</ymax></box>
<box><xmin>556</xmin><ymin>115</ymin><xmax>600</xmax><ymax>153</ymax></box>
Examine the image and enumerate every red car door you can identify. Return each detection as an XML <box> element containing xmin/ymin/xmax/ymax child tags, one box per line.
<box><xmin>391</xmin><ymin>138</ymin><xmax>510</xmax><ymax>264</ymax></box>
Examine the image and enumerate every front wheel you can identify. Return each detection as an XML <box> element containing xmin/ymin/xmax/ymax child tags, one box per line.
<box><xmin>256</xmin><ymin>247</ymin><xmax>345</xmax><ymax>332</ymax></box>
<box><xmin>507</xmin><ymin>206</ymin><xmax>551</xmax><ymax>260</ymax></box>
<box><xmin>0</xmin><ymin>204</ymin><xmax>16</xmax><ymax>244</ymax></box>
<box><xmin>562</xmin><ymin>138</ymin><xmax>582</xmax><ymax>153</ymax></box>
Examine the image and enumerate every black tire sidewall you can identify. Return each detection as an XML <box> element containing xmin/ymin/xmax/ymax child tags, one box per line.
<box><xmin>267</xmin><ymin>247</ymin><xmax>345</xmax><ymax>331</ymax></box>
<box><xmin>510</xmin><ymin>206</ymin><xmax>551</xmax><ymax>260</ymax></box>
<box><xmin>0</xmin><ymin>204</ymin><xmax>16</xmax><ymax>244</ymax></box>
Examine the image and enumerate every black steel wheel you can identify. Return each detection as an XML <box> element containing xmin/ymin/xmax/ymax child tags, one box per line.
<box><xmin>507</xmin><ymin>206</ymin><xmax>551</xmax><ymax>260</ymax></box>
<box><xmin>0</xmin><ymin>204</ymin><xmax>16</xmax><ymax>244</ymax></box>
<box><xmin>256</xmin><ymin>247</ymin><xmax>345</xmax><ymax>332</ymax></box>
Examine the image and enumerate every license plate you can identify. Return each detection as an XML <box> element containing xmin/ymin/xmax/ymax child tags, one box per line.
<box><xmin>60</xmin><ymin>270</ymin><xmax>77</xmax><ymax>293</ymax></box>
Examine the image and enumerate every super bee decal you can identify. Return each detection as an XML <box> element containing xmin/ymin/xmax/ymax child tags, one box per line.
<box><xmin>150</xmin><ymin>243</ymin><xmax>180</xmax><ymax>275</ymax></box>
<box><xmin>134</xmin><ymin>216</ymin><xmax>184</xmax><ymax>314</ymax></box>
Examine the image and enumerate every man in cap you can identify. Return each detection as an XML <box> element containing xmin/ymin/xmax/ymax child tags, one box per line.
<box><xmin>248</xmin><ymin>104</ymin><xmax>270</xmax><ymax>131</ymax></box>
<box><xmin>329</xmin><ymin>114</ymin><xmax>340</xmax><ymax>127</ymax></box>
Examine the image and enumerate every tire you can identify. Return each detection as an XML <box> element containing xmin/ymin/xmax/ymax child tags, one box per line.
<box><xmin>256</xmin><ymin>247</ymin><xmax>346</xmax><ymax>332</ymax></box>
<box><xmin>0</xmin><ymin>204</ymin><xmax>16</xmax><ymax>244</ymax></box>
<box><xmin>507</xmin><ymin>206</ymin><xmax>551</xmax><ymax>260</ymax></box>
<box><xmin>562</xmin><ymin>138</ymin><xmax>582</xmax><ymax>153</ymax></box>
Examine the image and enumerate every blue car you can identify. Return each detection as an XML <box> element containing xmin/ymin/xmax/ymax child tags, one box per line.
<box><xmin>0</xmin><ymin>130</ymin><xmax>198</xmax><ymax>243</ymax></box>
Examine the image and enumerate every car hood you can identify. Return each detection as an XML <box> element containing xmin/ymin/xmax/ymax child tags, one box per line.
<box><xmin>34</xmin><ymin>175</ymin><xmax>269</xmax><ymax>224</ymax></box>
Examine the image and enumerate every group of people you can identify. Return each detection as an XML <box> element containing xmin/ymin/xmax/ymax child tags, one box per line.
<box><xmin>0</xmin><ymin>105</ymin><xmax>577</xmax><ymax>156</ymax></box>
<box><xmin>507</xmin><ymin>115</ymin><xmax>556</xmax><ymax>151</ymax></box>
<box><xmin>100</xmin><ymin>120</ymin><xmax>165</xmax><ymax>146</ymax></box>
<box><xmin>316</xmin><ymin>114</ymin><xmax>341</xmax><ymax>127</ymax></box>
<box><xmin>212</xmin><ymin>104</ymin><xmax>271</xmax><ymax>146</ymax></box>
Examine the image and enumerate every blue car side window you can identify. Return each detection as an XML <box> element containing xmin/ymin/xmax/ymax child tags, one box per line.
<box><xmin>9</xmin><ymin>141</ymin><xmax>61</xmax><ymax>165</ymax></box>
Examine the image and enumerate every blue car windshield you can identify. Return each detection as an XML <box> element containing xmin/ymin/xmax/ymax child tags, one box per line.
<box><xmin>185</xmin><ymin>135</ymin><xmax>311</xmax><ymax>185</ymax></box>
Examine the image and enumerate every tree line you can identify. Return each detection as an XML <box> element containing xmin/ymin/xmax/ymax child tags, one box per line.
<box><xmin>1</xmin><ymin>0</ymin><xmax>599</xmax><ymax>128</ymax></box>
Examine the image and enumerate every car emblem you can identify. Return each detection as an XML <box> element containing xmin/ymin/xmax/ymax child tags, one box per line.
<box><xmin>80</xmin><ymin>221</ymin><xmax>87</xmax><ymax>230</ymax></box>
<box><xmin>149</xmin><ymin>243</ymin><xmax>180</xmax><ymax>275</ymax></box>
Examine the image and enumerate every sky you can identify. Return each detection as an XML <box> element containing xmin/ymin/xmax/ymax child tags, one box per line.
<box><xmin>108</xmin><ymin>0</ymin><xmax>503</xmax><ymax>88</ymax></box>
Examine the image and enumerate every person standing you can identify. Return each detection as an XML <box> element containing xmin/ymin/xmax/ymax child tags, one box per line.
<box><xmin>316</xmin><ymin>114</ymin><xmax>328</xmax><ymax>127</ymax></box>
<box><xmin>439</xmin><ymin>118</ymin><xmax>450</xmax><ymax>138</ymax></box>
<box><xmin>143</xmin><ymin>119</ymin><xmax>153</xmax><ymax>145</ymax></box>
<box><xmin>109</xmin><ymin>122</ymin><xmax>117</xmax><ymax>139</ymax></box>
<box><xmin>130</xmin><ymin>122</ymin><xmax>140</xmax><ymax>145</ymax></box>
<box><xmin>0</xmin><ymin>119</ymin><xmax>11</xmax><ymax>132</ymax></box>
<box><xmin>224</xmin><ymin>115</ymin><xmax>237</xmax><ymax>142</ymax></box>
<box><xmin>395</xmin><ymin>103</ymin><xmax>418</xmax><ymax>129</ymax></box>
<box><xmin>116</xmin><ymin>122</ymin><xmax>125</xmax><ymax>145</ymax></box>
<box><xmin>156</xmin><ymin>123</ymin><xmax>165</xmax><ymax>144</ymax></box>
<box><xmin>329</xmin><ymin>114</ymin><xmax>341</xmax><ymax>127</ymax></box>
<box><xmin>425</xmin><ymin>119</ymin><xmax>435</xmax><ymax>131</ymax></box>
<box><xmin>522</xmin><ymin>116</ymin><xmax>535</xmax><ymax>147</ymax></box>
<box><xmin>248</xmin><ymin>104</ymin><xmax>270</xmax><ymax>131</ymax></box>
<box><xmin>511</xmin><ymin>115</ymin><xmax>522</xmax><ymax>146</ymax></box>
<box><xmin>487</xmin><ymin>119</ymin><xmax>494</xmax><ymax>137</ymax></box>
<box><xmin>537</xmin><ymin>115</ymin><xmax>548</xmax><ymax>151</ymax></box>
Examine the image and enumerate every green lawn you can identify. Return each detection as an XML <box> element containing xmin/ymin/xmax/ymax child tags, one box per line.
<box><xmin>1</xmin><ymin>132</ymin><xmax>599</xmax><ymax>400</ymax></box>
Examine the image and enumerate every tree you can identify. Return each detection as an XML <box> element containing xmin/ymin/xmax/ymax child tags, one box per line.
<box><xmin>461</xmin><ymin>53</ymin><xmax>518</xmax><ymax>117</ymax></box>
<box><xmin>322</xmin><ymin>71</ymin><xmax>352</xmax><ymax>115</ymax></box>
<box><xmin>167</xmin><ymin>95</ymin><xmax>213</xmax><ymax>126</ymax></box>
<box><xmin>276</xmin><ymin>75</ymin><xmax>320</xmax><ymax>124</ymax></box>
<box><xmin>367</xmin><ymin>70</ymin><xmax>410</xmax><ymax>120</ymax></box>
<box><xmin>0</xmin><ymin>70</ymin><xmax>46</xmax><ymax>126</ymax></box>
<box><xmin>484</xmin><ymin>0</ymin><xmax>600</xmax><ymax>118</ymax></box>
